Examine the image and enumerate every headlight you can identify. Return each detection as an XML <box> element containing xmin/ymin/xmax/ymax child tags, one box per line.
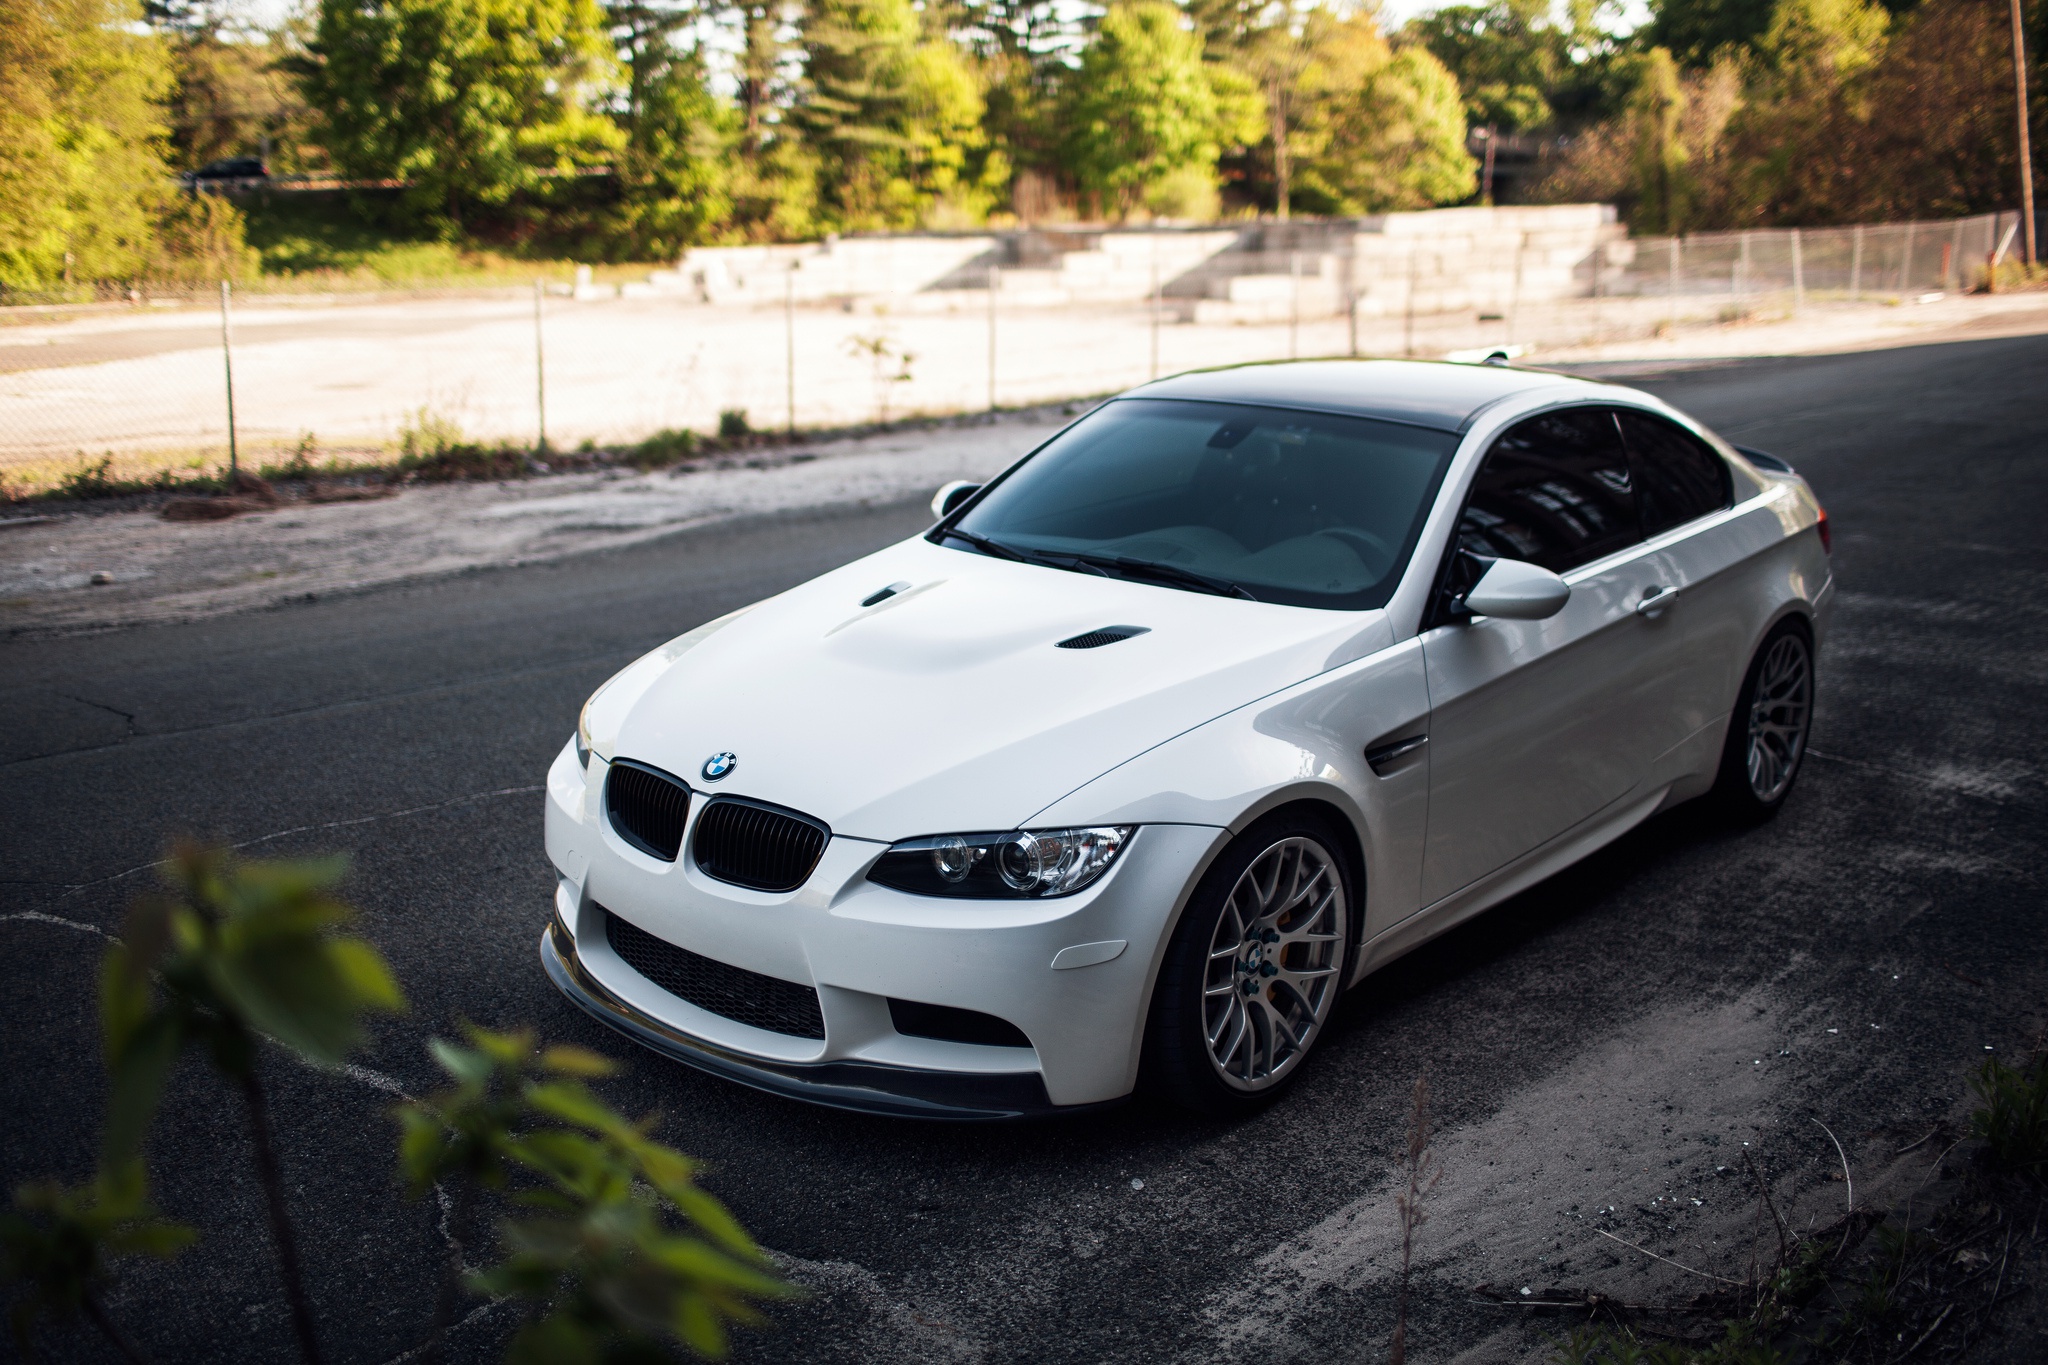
<box><xmin>867</xmin><ymin>827</ymin><xmax>1134</xmax><ymax>899</ymax></box>
<box><xmin>575</xmin><ymin>701</ymin><xmax>594</xmax><ymax>768</ymax></box>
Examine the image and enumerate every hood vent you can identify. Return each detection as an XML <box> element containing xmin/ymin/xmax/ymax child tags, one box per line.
<box><xmin>1057</xmin><ymin>625</ymin><xmax>1151</xmax><ymax>650</ymax></box>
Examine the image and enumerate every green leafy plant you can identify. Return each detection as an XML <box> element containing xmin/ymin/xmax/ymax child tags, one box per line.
<box><xmin>398</xmin><ymin>1025</ymin><xmax>790</xmax><ymax>1362</ymax></box>
<box><xmin>1968</xmin><ymin>1050</ymin><xmax>2048</xmax><ymax>1173</ymax></box>
<box><xmin>2</xmin><ymin>1162</ymin><xmax>194</xmax><ymax>1363</ymax></box>
<box><xmin>716</xmin><ymin>408</ymin><xmax>751</xmax><ymax>441</ymax></box>
<box><xmin>102</xmin><ymin>846</ymin><xmax>406</xmax><ymax>1364</ymax></box>
<box><xmin>630</xmin><ymin>428</ymin><xmax>700</xmax><ymax>470</ymax></box>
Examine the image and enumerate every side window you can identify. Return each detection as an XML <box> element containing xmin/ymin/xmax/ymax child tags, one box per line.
<box><xmin>1615</xmin><ymin>410</ymin><xmax>1733</xmax><ymax>536</ymax></box>
<box><xmin>1457</xmin><ymin>407</ymin><xmax>1640</xmax><ymax>574</ymax></box>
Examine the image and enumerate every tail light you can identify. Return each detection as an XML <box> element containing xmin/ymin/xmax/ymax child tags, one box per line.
<box><xmin>1816</xmin><ymin>505</ymin><xmax>1832</xmax><ymax>555</ymax></box>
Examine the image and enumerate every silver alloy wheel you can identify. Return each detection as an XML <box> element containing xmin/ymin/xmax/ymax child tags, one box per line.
<box><xmin>1200</xmin><ymin>836</ymin><xmax>1348</xmax><ymax>1092</ymax></box>
<box><xmin>1746</xmin><ymin>632</ymin><xmax>1812</xmax><ymax>803</ymax></box>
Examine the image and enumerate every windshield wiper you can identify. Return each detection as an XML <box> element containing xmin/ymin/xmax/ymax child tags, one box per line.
<box><xmin>1046</xmin><ymin>551</ymin><xmax>1259</xmax><ymax>601</ymax></box>
<box><xmin>937</xmin><ymin>527</ymin><xmax>1033</xmax><ymax>563</ymax></box>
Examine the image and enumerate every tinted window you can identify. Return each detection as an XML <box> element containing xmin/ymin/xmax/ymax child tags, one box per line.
<box><xmin>950</xmin><ymin>399</ymin><xmax>1458</xmax><ymax>610</ymax></box>
<box><xmin>1457</xmin><ymin>407</ymin><xmax>1639</xmax><ymax>574</ymax></box>
<box><xmin>1617</xmin><ymin>410</ymin><xmax>1733</xmax><ymax>535</ymax></box>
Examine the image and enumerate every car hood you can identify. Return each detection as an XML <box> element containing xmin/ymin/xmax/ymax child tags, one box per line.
<box><xmin>607</xmin><ymin>536</ymin><xmax>1389</xmax><ymax>839</ymax></box>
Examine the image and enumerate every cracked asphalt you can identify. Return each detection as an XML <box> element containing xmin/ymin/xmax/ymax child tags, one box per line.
<box><xmin>3</xmin><ymin>334</ymin><xmax>2044</xmax><ymax>1364</ymax></box>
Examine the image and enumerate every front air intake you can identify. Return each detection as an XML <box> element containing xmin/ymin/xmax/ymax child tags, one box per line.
<box><xmin>604</xmin><ymin>909</ymin><xmax>825</xmax><ymax>1039</ymax></box>
<box><xmin>1056</xmin><ymin>625</ymin><xmax>1151</xmax><ymax>649</ymax></box>
<box><xmin>605</xmin><ymin>760</ymin><xmax>691</xmax><ymax>861</ymax></box>
<box><xmin>692</xmin><ymin>797</ymin><xmax>829</xmax><ymax>892</ymax></box>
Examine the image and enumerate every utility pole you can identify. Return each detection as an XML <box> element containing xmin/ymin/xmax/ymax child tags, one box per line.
<box><xmin>219</xmin><ymin>281</ymin><xmax>238</xmax><ymax>478</ymax></box>
<box><xmin>2013</xmin><ymin>0</ymin><xmax>2037</xmax><ymax>263</ymax></box>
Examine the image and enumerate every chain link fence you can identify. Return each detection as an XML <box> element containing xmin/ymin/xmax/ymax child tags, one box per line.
<box><xmin>0</xmin><ymin>210</ymin><xmax>2023</xmax><ymax>498</ymax></box>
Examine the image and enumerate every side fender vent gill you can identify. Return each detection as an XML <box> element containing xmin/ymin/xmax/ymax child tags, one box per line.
<box><xmin>1057</xmin><ymin>625</ymin><xmax>1151</xmax><ymax>650</ymax></box>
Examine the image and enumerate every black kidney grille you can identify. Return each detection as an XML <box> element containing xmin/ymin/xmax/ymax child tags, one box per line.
<box><xmin>604</xmin><ymin>908</ymin><xmax>824</xmax><ymax>1039</ymax></box>
<box><xmin>692</xmin><ymin>798</ymin><xmax>829</xmax><ymax>892</ymax></box>
<box><xmin>606</xmin><ymin>760</ymin><xmax>691</xmax><ymax>861</ymax></box>
<box><xmin>1057</xmin><ymin>625</ymin><xmax>1150</xmax><ymax>649</ymax></box>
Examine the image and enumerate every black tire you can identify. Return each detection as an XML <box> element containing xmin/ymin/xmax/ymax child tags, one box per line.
<box><xmin>1143</xmin><ymin>809</ymin><xmax>1358</xmax><ymax>1117</ymax></box>
<box><xmin>1710</xmin><ymin>617</ymin><xmax>1815</xmax><ymax>822</ymax></box>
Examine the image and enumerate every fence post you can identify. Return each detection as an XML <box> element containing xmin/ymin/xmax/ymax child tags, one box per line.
<box><xmin>1288</xmin><ymin>249</ymin><xmax>1301</xmax><ymax>360</ymax></box>
<box><xmin>785</xmin><ymin>264</ymin><xmax>797</xmax><ymax>436</ymax></box>
<box><xmin>1850</xmin><ymin>225</ymin><xmax>1864</xmax><ymax>299</ymax></box>
<box><xmin>219</xmin><ymin>280</ymin><xmax>238</xmax><ymax>479</ymax></box>
<box><xmin>1345</xmin><ymin>239</ymin><xmax>1359</xmax><ymax>358</ymax></box>
<box><xmin>1149</xmin><ymin>236</ymin><xmax>1160</xmax><ymax>381</ymax></box>
<box><xmin>1506</xmin><ymin>239</ymin><xmax>1523</xmax><ymax>350</ymax></box>
<box><xmin>1948</xmin><ymin>218</ymin><xmax>1964</xmax><ymax>289</ymax></box>
<box><xmin>1898</xmin><ymin>221</ymin><xmax>1916</xmax><ymax>293</ymax></box>
<box><xmin>989</xmin><ymin>262</ymin><xmax>1000</xmax><ymax>410</ymax></box>
<box><xmin>1403</xmin><ymin>244</ymin><xmax>1418</xmax><ymax>357</ymax></box>
<box><xmin>1667</xmin><ymin>236</ymin><xmax>1680</xmax><ymax>333</ymax></box>
<box><xmin>532</xmin><ymin>279</ymin><xmax>547</xmax><ymax>454</ymax></box>
<box><xmin>1791</xmin><ymin>229</ymin><xmax>1804</xmax><ymax>312</ymax></box>
<box><xmin>1736</xmin><ymin>231</ymin><xmax>1750</xmax><ymax>303</ymax></box>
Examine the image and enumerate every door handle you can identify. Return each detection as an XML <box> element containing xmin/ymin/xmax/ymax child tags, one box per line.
<box><xmin>1634</xmin><ymin>585</ymin><xmax>1678</xmax><ymax>617</ymax></box>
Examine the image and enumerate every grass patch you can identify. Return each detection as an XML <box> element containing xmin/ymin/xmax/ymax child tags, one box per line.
<box><xmin>233</xmin><ymin>195</ymin><xmax>667</xmax><ymax>293</ymax></box>
<box><xmin>1969</xmin><ymin>1050</ymin><xmax>2048</xmax><ymax>1173</ymax></box>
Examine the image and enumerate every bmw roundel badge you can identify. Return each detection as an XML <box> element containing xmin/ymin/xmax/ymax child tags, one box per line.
<box><xmin>701</xmin><ymin>751</ymin><xmax>737</xmax><ymax>782</ymax></box>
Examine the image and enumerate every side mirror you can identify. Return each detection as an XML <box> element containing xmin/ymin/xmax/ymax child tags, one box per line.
<box><xmin>1462</xmin><ymin>558</ymin><xmax>1570</xmax><ymax>620</ymax></box>
<box><xmin>931</xmin><ymin>480</ymin><xmax>981</xmax><ymax>520</ymax></box>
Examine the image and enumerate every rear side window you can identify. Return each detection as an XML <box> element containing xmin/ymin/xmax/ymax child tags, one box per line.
<box><xmin>1458</xmin><ymin>407</ymin><xmax>1639</xmax><ymax>574</ymax></box>
<box><xmin>1616</xmin><ymin>410</ymin><xmax>1732</xmax><ymax>536</ymax></box>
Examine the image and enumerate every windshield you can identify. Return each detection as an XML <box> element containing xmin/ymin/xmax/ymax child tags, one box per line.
<box><xmin>945</xmin><ymin>398</ymin><xmax>1458</xmax><ymax>610</ymax></box>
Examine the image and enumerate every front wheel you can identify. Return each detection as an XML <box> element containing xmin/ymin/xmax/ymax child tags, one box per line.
<box><xmin>1710</xmin><ymin>619</ymin><xmax>1815</xmax><ymax>821</ymax></box>
<box><xmin>1143</xmin><ymin>813</ymin><xmax>1355</xmax><ymax>1116</ymax></box>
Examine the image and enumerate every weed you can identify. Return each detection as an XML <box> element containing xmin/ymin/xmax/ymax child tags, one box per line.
<box><xmin>1968</xmin><ymin>1050</ymin><xmax>2048</xmax><ymax>1173</ymax></box>
<box><xmin>396</xmin><ymin>406</ymin><xmax>466</xmax><ymax>461</ymax></box>
<box><xmin>718</xmin><ymin>408</ymin><xmax>751</xmax><ymax>440</ymax></box>
<box><xmin>60</xmin><ymin>456</ymin><xmax>117</xmax><ymax>500</ymax></box>
<box><xmin>631</xmin><ymin>427</ymin><xmax>700</xmax><ymax>470</ymax></box>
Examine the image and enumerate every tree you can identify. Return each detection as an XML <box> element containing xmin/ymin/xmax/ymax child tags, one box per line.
<box><xmin>796</xmin><ymin>0</ymin><xmax>1005</xmax><ymax>229</ymax></box>
<box><xmin>1630</xmin><ymin>46</ymin><xmax>1689</xmax><ymax>233</ymax></box>
<box><xmin>1289</xmin><ymin>12</ymin><xmax>1476</xmax><ymax>214</ymax></box>
<box><xmin>1407</xmin><ymin>0</ymin><xmax>1566</xmax><ymax>132</ymax></box>
<box><xmin>0</xmin><ymin>0</ymin><xmax>177</xmax><ymax>292</ymax></box>
<box><xmin>1647</xmin><ymin>0</ymin><xmax>1779</xmax><ymax>69</ymax></box>
<box><xmin>294</xmin><ymin>0</ymin><xmax>624</xmax><ymax>231</ymax></box>
<box><xmin>1062</xmin><ymin>2</ymin><xmax>1255</xmax><ymax>219</ymax></box>
<box><xmin>607</xmin><ymin>5</ymin><xmax>731</xmax><ymax>254</ymax></box>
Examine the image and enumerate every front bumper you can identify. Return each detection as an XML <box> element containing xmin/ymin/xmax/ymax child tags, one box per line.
<box><xmin>543</xmin><ymin>920</ymin><xmax>1076</xmax><ymax>1119</ymax></box>
<box><xmin>542</xmin><ymin>741</ymin><xmax>1227</xmax><ymax>1115</ymax></box>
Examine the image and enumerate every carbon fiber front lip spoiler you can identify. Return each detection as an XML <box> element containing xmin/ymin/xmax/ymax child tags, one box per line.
<box><xmin>540</xmin><ymin>920</ymin><xmax>1108</xmax><ymax>1121</ymax></box>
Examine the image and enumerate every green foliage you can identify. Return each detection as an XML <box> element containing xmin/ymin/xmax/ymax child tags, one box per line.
<box><xmin>631</xmin><ymin>427</ymin><xmax>701</xmax><ymax>469</ymax></box>
<box><xmin>1648</xmin><ymin>0</ymin><xmax>1780</xmax><ymax>70</ymax></box>
<box><xmin>1969</xmin><ymin>1051</ymin><xmax>2048</xmax><ymax>1172</ymax></box>
<box><xmin>151</xmin><ymin>191</ymin><xmax>260</xmax><ymax>282</ymax></box>
<box><xmin>1062</xmin><ymin>2</ymin><xmax>1241</xmax><ymax>219</ymax></box>
<box><xmin>610</xmin><ymin>45</ymin><xmax>731</xmax><ymax>256</ymax></box>
<box><xmin>294</xmin><ymin>0</ymin><xmax>624</xmax><ymax>231</ymax></box>
<box><xmin>1407</xmin><ymin>0</ymin><xmax>1573</xmax><ymax>133</ymax></box>
<box><xmin>1290</xmin><ymin>13</ymin><xmax>1476</xmax><ymax>214</ymax></box>
<box><xmin>400</xmin><ymin>1025</ymin><xmax>790</xmax><ymax>1361</ymax></box>
<box><xmin>1630</xmin><ymin>48</ymin><xmax>1690</xmax><ymax>234</ymax></box>
<box><xmin>161</xmin><ymin>32</ymin><xmax>305</xmax><ymax>172</ymax></box>
<box><xmin>0</xmin><ymin>0</ymin><xmax>177</xmax><ymax>293</ymax></box>
<box><xmin>101</xmin><ymin>846</ymin><xmax>405</xmax><ymax>1161</ymax></box>
<box><xmin>717</xmin><ymin>408</ymin><xmax>751</xmax><ymax>440</ymax></box>
<box><xmin>796</xmin><ymin>0</ymin><xmax>1006</xmax><ymax>230</ymax></box>
<box><xmin>2</xmin><ymin>1162</ymin><xmax>195</xmax><ymax>1356</ymax></box>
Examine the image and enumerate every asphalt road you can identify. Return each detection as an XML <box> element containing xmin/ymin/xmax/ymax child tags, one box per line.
<box><xmin>4</xmin><ymin>335</ymin><xmax>2045</xmax><ymax>1364</ymax></box>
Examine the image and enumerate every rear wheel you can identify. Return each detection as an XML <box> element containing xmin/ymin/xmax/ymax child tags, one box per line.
<box><xmin>1711</xmin><ymin>619</ymin><xmax>1814</xmax><ymax>821</ymax></box>
<box><xmin>1144</xmin><ymin>813</ymin><xmax>1354</xmax><ymax>1116</ymax></box>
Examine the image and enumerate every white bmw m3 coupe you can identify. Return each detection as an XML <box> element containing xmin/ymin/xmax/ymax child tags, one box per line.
<box><xmin>542</xmin><ymin>359</ymin><xmax>1832</xmax><ymax>1119</ymax></box>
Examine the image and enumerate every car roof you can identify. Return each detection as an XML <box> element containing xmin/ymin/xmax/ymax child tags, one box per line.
<box><xmin>1122</xmin><ymin>358</ymin><xmax>1602</xmax><ymax>434</ymax></box>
